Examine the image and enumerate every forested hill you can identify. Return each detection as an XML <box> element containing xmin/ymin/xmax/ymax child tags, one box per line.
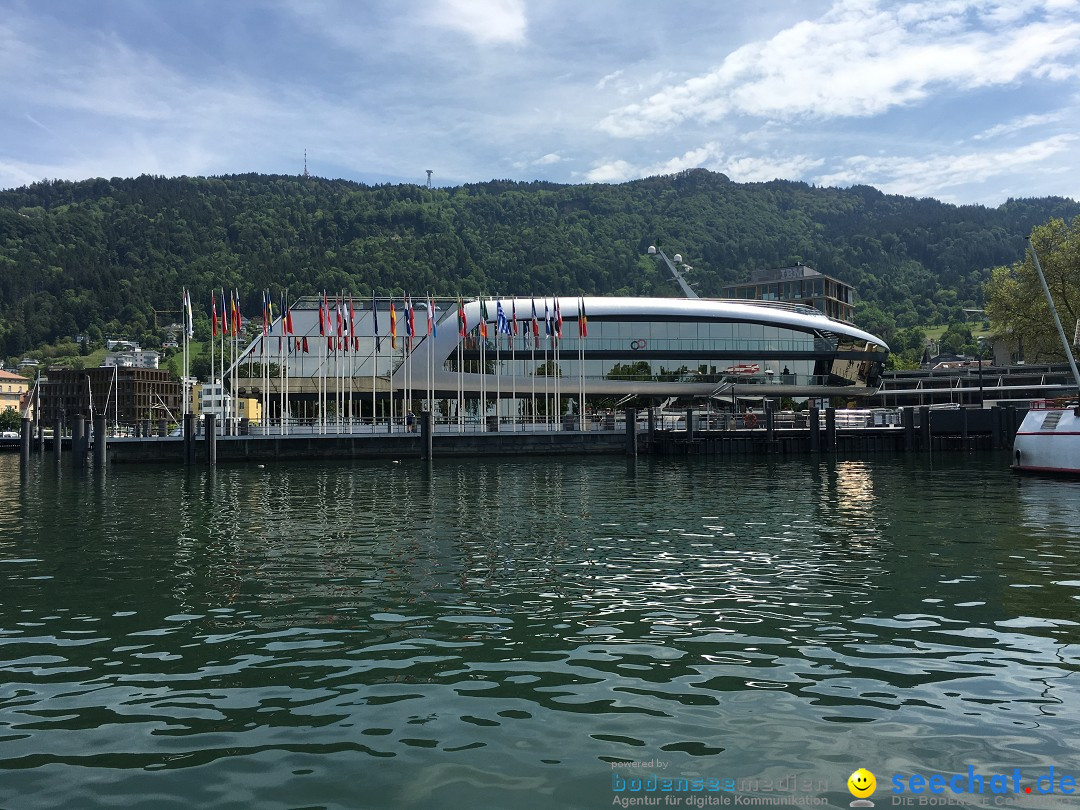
<box><xmin>1</xmin><ymin>169</ymin><xmax>1078</xmax><ymax>357</ymax></box>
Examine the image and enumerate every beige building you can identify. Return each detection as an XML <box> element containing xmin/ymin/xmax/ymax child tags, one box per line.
<box><xmin>0</xmin><ymin>370</ymin><xmax>30</xmax><ymax>414</ymax></box>
<box><xmin>192</xmin><ymin>383</ymin><xmax>262</xmax><ymax>424</ymax></box>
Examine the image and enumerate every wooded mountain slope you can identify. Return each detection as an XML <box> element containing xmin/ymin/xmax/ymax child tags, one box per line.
<box><xmin>1</xmin><ymin>169</ymin><xmax>1077</xmax><ymax>355</ymax></box>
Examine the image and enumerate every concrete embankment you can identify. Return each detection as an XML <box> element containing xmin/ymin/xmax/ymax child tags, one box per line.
<box><xmin>105</xmin><ymin>430</ymin><xmax>628</xmax><ymax>464</ymax></box>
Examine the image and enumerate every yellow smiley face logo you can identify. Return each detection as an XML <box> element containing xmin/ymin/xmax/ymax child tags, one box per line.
<box><xmin>848</xmin><ymin>768</ymin><xmax>876</xmax><ymax>798</ymax></box>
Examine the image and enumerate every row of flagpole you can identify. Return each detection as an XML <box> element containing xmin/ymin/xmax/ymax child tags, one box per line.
<box><xmin>180</xmin><ymin>289</ymin><xmax>590</xmax><ymax>433</ymax></box>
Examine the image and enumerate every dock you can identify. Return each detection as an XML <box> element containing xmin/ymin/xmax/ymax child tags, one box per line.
<box><xmin>4</xmin><ymin>405</ymin><xmax>1028</xmax><ymax>466</ymax></box>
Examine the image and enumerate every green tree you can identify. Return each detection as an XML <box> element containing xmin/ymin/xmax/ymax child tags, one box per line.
<box><xmin>0</xmin><ymin>409</ymin><xmax>21</xmax><ymax>431</ymax></box>
<box><xmin>985</xmin><ymin>217</ymin><xmax>1080</xmax><ymax>364</ymax></box>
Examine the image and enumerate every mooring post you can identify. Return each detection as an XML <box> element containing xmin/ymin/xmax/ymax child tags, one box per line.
<box><xmin>765</xmin><ymin>401</ymin><xmax>775</xmax><ymax>442</ymax></box>
<box><xmin>808</xmin><ymin>406</ymin><xmax>820</xmax><ymax>453</ymax></box>
<box><xmin>35</xmin><ymin>420</ymin><xmax>44</xmax><ymax>454</ymax></box>
<box><xmin>92</xmin><ymin>415</ymin><xmax>107</xmax><ymax>468</ymax></box>
<box><xmin>53</xmin><ymin>419</ymin><xmax>63</xmax><ymax>459</ymax></box>
<box><xmin>920</xmin><ymin>406</ymin><xmax>931</xmax><ymax>452</ymax></box>
<box><xmin>825</xmin><ymin>408</ymin><xmax>837</xmax><ymax>453</ymax></box>
<box><xmin>183</xmin><ymin>412</ymin><xmax>195</xmax><ymax>465</ymax></box>
<box><xmin>421</xmin><ymin>410</ymin><xmax>433</xmax><ymax>460</ymax></box>
<box><xmin>990</xmin><ymin>407</ymin><xmax>1002</xmax><ymax>450</ymax></box>
<box><xmin>903</xmin><ymin>407</ymin><xmax>915</xmax><ymax>452</ymax></box>
<box><xmin>70</xmin><ymin>417</ymin><xmax>82</xmax><ymax>466</ymax></box>
<box><xmin>20</xmin><ymin>417</ymin><xmax>31</xmax><ymax>466</ymax></box>
<box><xmin>158</xmin><ymin>419</ymin><xmax>167</xmax><ymax>438</ymax></box>
<box><xmin>206</xmin><ymin>413</ymin><xmax>217</xmax><ymax>466</ymax></box>
<box><xmin>685</xmin><ymin>407</ymin><xmax>694</xmax><ymax>443</ymax></box>
<box><xmin>626</xmin><ymin>407</ymin><xmax>638</xmax><ymax>457</ymax></box>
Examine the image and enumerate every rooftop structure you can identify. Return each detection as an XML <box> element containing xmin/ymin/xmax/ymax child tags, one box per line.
<box><xmin>721</xmin><ymin>265</ymin><xmax>854</xmax><ymax>324</ymax></box>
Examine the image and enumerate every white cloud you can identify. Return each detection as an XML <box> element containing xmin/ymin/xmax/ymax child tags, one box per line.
<box><xmin>423</xmin><ymin>0</ymin><xmax>527</xmax><ymax>45</ymax></box>
<box><xmin>534</xmin><ymin>153</ymin><xmax>562</xmax><ymax>165</ymax></box>
<box><xmin>973</xmin><ymin>112</ymin><xmax>1066</xmax><ymax>140</ymax></box>
<box><xmin>598</xmin><ymin>0</ymin><xmax>1080</xmax><ymax>137</ymax></box>
<box><xmin>584</xmin><ymin>159</ymin><xmax>636</xmax><ymax>183</ymax></box>
<box><xmin>596</xmin><ymin>70</ymin><xmax>623</xmax><ymax>90</ymax></box>
<box><xmin>585</xmin><ymin>144</ymin><xmax>824</xmax><ymax>185</ymax></box>
<box><xmin>815</xmin><ymin>134</ymin><xmax>1077</xmax><ymax>198</ymax></box>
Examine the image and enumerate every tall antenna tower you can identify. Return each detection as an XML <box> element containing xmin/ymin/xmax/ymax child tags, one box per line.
<box><xmin>303</xmin><ymin>149</ymin><xmax>309</xmax><ymax>178</ymax></box>
<box><xmin>426</xmin><ymin>169</ymin><xmax>432</xmax><ymax>188</ymax></box>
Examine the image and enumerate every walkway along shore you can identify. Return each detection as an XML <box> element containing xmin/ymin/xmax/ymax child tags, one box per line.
<box><xmin>7</xmin><ymin>405</ymin><xmax>1027</xmax><ymax>466</ymax></box>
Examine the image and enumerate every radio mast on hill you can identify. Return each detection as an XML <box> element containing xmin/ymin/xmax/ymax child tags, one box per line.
<box><xmin>426</xmin><ymin>169</ymin><xmax>432</xmax><ymax>188</ymax></box>
<box><xmin>303</xmin><ymin>149</ymin><xmax>309</xmax><ymax>178</ymax></box>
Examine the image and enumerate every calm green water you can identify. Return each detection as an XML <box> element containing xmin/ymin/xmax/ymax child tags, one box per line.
<box><xmin>1</xmin><ymin>452</ymin><xmax>1079</xmax><ymax>809</ymax></box>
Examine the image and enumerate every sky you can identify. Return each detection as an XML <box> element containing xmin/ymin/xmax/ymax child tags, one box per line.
<box><xmin>1</xmin><ymin>0</ymin><xmax>1079</xmax><ymax>206</ymax></box>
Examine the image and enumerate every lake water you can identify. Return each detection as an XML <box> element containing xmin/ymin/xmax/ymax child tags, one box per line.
<box><xmin>1</xmin><ymin>451</ymin><xmax>1079</xmax><ymax>809</ymax></box>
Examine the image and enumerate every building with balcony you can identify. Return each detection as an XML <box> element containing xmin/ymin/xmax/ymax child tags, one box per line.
<box><xmin>721</xmin><ymin>265</ymin><xmax>854</xmax><ymax>324</ymax></box>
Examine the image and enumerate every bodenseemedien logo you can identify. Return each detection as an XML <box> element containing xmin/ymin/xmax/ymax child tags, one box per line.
<box><xmin>848</xmin><ymin>768</ymin><xmax>876</xmax><ymax>807</ymax></box>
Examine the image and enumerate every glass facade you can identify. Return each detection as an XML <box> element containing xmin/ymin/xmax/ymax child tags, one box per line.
<box><xmin>444</xmin><ymin>317</ymin><xmax>886</xmax><ymax>392</ymax></box>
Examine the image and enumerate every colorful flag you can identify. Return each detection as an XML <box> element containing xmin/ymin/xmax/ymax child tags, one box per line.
<box><xmin>262</xmin><ymin>290</ymin><xmax>270</xmax><ymax>336</ymax></box>
<box><xmin>578</xmin><ymin>298</ymin><xmax>588</xmax><ymax>337</ymax></box>
<box><xmin>511</xmin><ymin>300</ymin><xmax>519</xmax><ymax>336</ymax></box>
<box><xmin>348</xmin><ymin>296</ymin><xmax>356</xmax><ymax>339</ymax></box>
<box><xmin>458</xmin><ymin>296</ymin><xmax>467</xmax><ymax>337</ymax></box>
<box><xmin>554</xmin><ymin>298</ymin><xmax>563</xmax><ymax>339</ymax></box>
<box><xmin>479</xmin><ymin>297</ymin><xmax>489</xmax><ymax>340</ymax></box>
<box><xmin>496</xmin><ymin>301</ymin><xmax>511</xmax><ymax>335</ymax></box>
<box><xmin>544</xmin><ymin>299</ymin><xmax>552</xmax><ymax>337</ymax></box>
<box><xmin>404</xmin><ymin>296</ymin><xmax>414</xmax><ymax>348</ymax></box>
<box><xmin>390</xmin><ymin>300</ymin><xmax>398</xmax><ymax>349</ymax></box>
<box><xmin>211</xmin><ymin>292</ymin><xmax>218</xmax><ymax>338</ymax></box>
<box><xmin>427</xmin><ymin>295</ymin><xmax>436</xmax><ymax>338</ymax></box>
<box><xmin>532</xmin><ymin>299</ymin><xmax>539</xmax><ymax>338</ymax></box>
<box><xmin>233</xmin><ymin>290</ymin><xmax>242</xmax><ymax>335</ymax></box>
<box><xmin>221</xmin><ymin>290</ymin><xmax>228</xmax><ymax>336</ymax></box>
<box><xmin>285</xmin><ymin>296</ymin><xmax>294</xmax><ymax>334</ymax></box>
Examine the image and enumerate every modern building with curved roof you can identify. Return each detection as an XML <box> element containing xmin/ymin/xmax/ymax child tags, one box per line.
<box><xmin>229</xmin><ymin>295</ymin><xmax>888</xmax><ymax>421</ymax></box>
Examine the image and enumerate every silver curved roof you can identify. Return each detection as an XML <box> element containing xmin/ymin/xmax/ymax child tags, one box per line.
<box><xmin>456</xmin><ymin>296</ymin><xmax>886</xmax><ymax>348</ymax></box>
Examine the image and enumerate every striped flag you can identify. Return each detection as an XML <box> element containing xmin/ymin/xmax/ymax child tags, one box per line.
<box><xmin>428</xmin><ymin>295</ymin><xmax>436</xmax><ymax>337</ymax></box>
<box><xmin>544</xmin><ymin>299</ymin><xmax>552</xmax><ymax>337</ymax></box>
<box><xmin>211</xmin><ymin>292</ymin><xmax>218</xmax><ymax>338</ymax></box>
<box><xmin>554</xmin><ymin>298</ymin><xmax>562</xmax><ymax>339</ymax></box>
<box><xmin>496</xmin><ymin>301</ymin><xmax>511</xmax><ymax>335</ymax></box>
<box><xmin>578</xmin><ymin>298</ymin><xmax>588</xmax><ymax>337</ymax></box>
<box><xmin>390</xmin><ymin>300</ymin><xmax>397</xmax><ymax>349</ymax></box>
<box><xmin>511</xmin><ymin>300</ymin><xmax>519</xmax><ymax>336</ymax></box>
<box><xmin>458</xmin><ymin>295</ymin><xmax>467</xmax><ymax>337</ymax></box>
<box><xmin>479</xmin><ymin>297</ymin><xmax>489</xmax><ymax>339</ymax></box>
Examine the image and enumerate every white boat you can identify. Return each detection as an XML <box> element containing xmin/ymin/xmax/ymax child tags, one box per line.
<box><xmin>1012</xmin><ymin>399</ymin><xmax>1080</xmax><ymax>474</ymax></box>
<box><xmin>1011</xmin><ymin>239</ymin><xmax>1080</xmax><ymax>474</ymax></box>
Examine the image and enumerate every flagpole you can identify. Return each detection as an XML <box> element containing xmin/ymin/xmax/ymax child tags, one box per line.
<box><xmin>554</xmin><ymin>296</ymin><xmax>560</xmax><ymax>430</ymax></box>
<box><xmin>531</xmin><ymin>298</ymin><xmax>537</xmax><ymax>431</ymax></box>
<box><xmin>510</xmin><ymin>299</ymin><xmax>517</xmax><ymax>431</ymax></box>
<box><xmin>495</xmin><ymin>299</ymin><xmax>501</xmax><ymax>430</ymax></box>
